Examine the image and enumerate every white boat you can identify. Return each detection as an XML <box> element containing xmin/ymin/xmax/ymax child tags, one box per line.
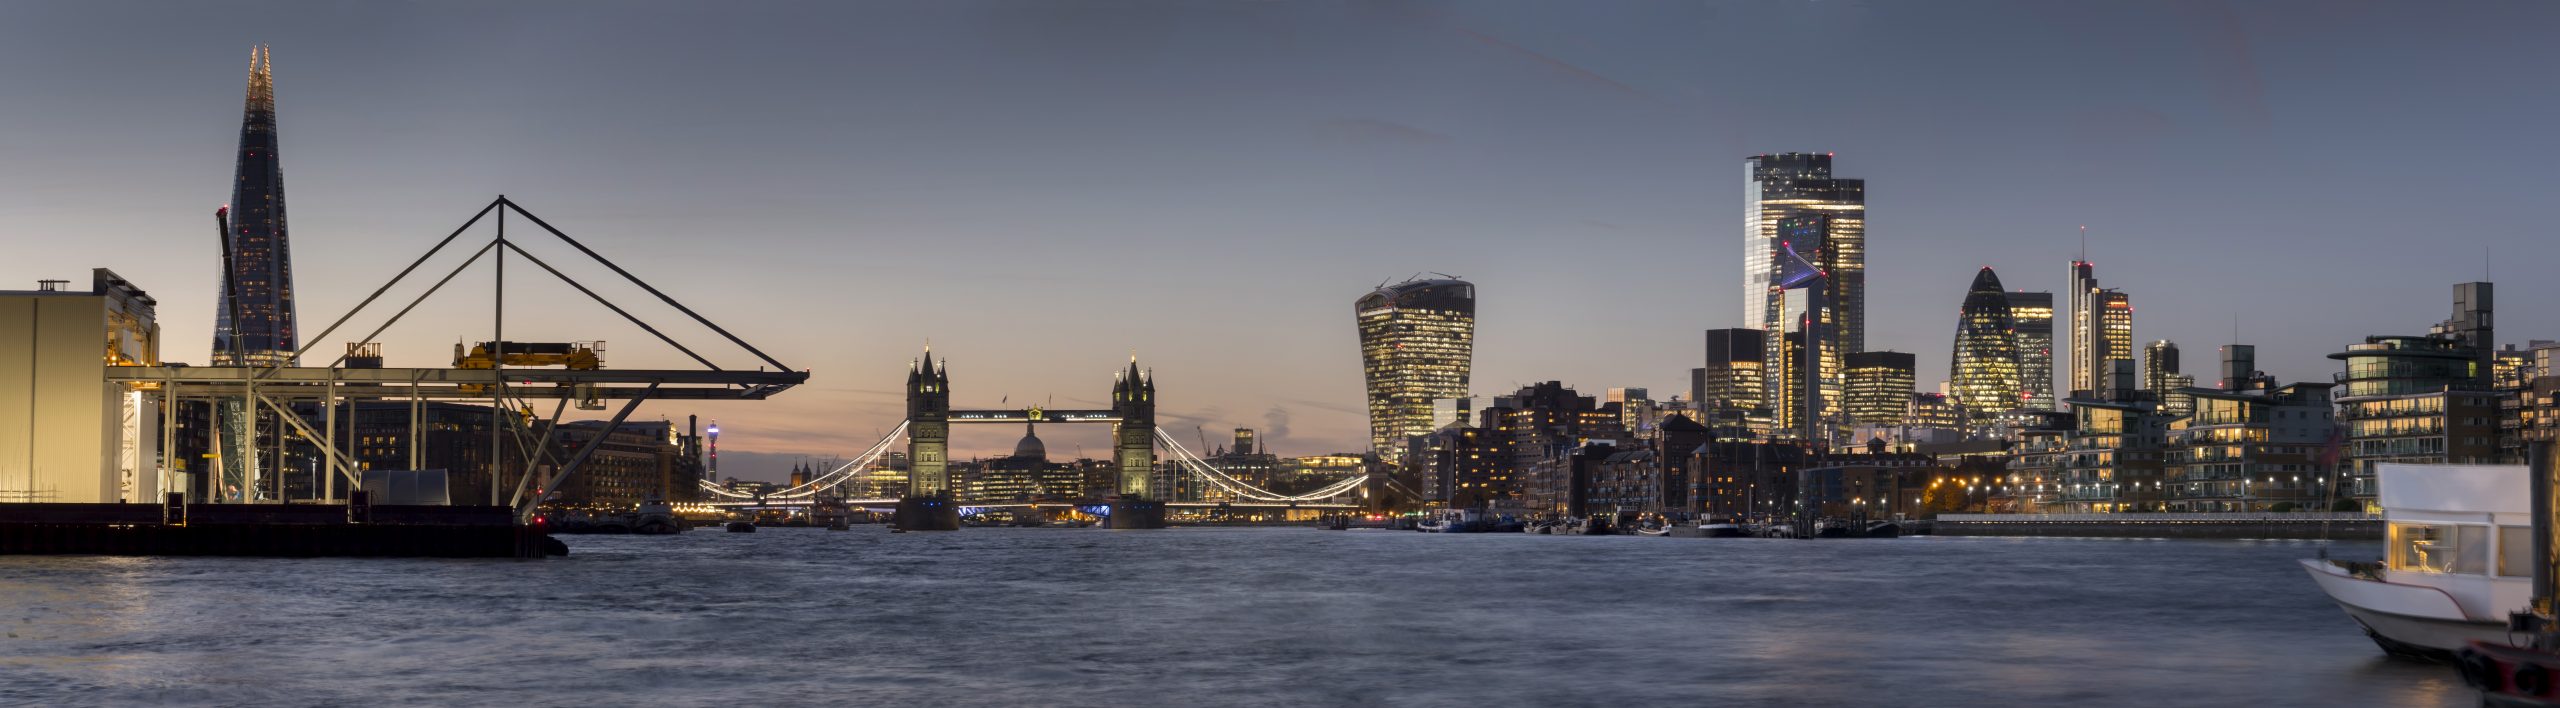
<box><xmin>2301</xmin><ymin>462</ymin><xmax>2534</xmax><ymax>660</ymax></box>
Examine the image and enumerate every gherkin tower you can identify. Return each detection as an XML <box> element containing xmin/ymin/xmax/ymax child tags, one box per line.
<box><xmin>1950</xmin><ymin>267</ymin><xmax>2022</xmax><ymax>417</ymax></box>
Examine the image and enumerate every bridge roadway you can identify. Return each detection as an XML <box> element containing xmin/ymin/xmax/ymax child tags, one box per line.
<box><xmin>700</xmin><ymin>498</ymin><xmax>1361</xmax><ymax>511</ymax></box>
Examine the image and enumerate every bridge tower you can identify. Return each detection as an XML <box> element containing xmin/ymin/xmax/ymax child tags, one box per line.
<box><xmin>896</xmin><ymin>348</ymin><xmax>959</xmax><ymax>530</ymax></box>
<box><xmin>1106</xmin><ymin>357</ymin><xmax>1166</xmax><ymax>529</ymax></box>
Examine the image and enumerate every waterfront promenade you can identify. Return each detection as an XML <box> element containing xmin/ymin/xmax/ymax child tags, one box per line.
<box><xmin>1935</xmin><ymin>512</ymin><xmax>2380</xmax><ymax>539</ymax></box>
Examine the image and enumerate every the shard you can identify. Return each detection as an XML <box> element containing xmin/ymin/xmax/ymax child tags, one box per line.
<box><xmin>213</xmin><ymin>45</ymin><xmax>299</xmax><ymax>367</ymax></box>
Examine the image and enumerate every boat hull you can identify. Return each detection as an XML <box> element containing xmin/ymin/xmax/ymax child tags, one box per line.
<box><xmin>2300</xmin><ymin>559</ymin><xmax>2511</xmax><ymax>660</ymax></box>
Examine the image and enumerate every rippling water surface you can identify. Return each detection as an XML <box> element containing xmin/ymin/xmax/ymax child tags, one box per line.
<box><xmin>0</xmin><ymin>528</ymin><xmax>2471</xmax><ymax>707</ymax></box>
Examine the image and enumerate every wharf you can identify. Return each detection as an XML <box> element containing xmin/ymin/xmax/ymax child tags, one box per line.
<box><xmin>1934</xmin><ymin>512</ymin><xmax>2380</xmax><ymax>540</ymax></box>
<box><xmin>0</xmin><ymin>498</ymin><xmax>560</xmax><ymax>558</ymax></box>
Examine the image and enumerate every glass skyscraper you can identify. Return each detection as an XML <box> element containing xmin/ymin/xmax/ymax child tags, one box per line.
<box><xmin>1357</xmin><ymin>279</ymin><xmax>1475</xmax><ymax>465</ymax></box>
<box><xmin>1743</xmin><ymin>153</ymin><xmax>1866</xmax><ymax>358</ymax></box>
<box><xmin>214</xmin><ymin>45</ymin><xmax>299</xmax><ymax>367</ymax></box>
<box><xmin>1950</xmin><ymin>267</ymin><xmax>2023</xmax><ymax>418</ymax></box>
<box><xmin>2007</xmin><ymin>291</ymin><xmax>2055</xmax><ymax>410</ymax></box>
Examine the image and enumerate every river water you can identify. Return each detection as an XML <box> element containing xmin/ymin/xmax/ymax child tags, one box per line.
<box><xmin>0</xmin><ymin>528</ymin><xmax>2472</xmax><ymax>707</ymax></box>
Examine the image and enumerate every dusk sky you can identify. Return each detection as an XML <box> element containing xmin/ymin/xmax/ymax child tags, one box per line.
<box><xmin>4</xmin><ymin>1</ymin><xmax>2555</xmax><ymax>481</ymax></box>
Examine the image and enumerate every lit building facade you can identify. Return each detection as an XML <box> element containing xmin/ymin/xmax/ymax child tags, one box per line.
<box><xmin>2328</xmin><ymin>282</ymin><xmax>2503</xmax><ymax>503</ymax></box>
<box><xmin>1845</xmin><ymin>351</ymin><xmax>1915</xmax><ymax>426</ymax></box>
<box><xmin>214</xmin><ymin>46</ymin><xmax>299</xmax><ymax>367</ymax></box>
<box><xmin>2331</xmin><ymin>335</ymin><xmax>2499</xmax><ymax>500</ymax></box>
<box><xmin>2048</xmin><ymin>399</ymin><xmax>2172</xmax><ymax>513</ymax></box>
<box><xmin>1693</xmin><ymin>328</ymin><xmax>1769</xmax><ymax>437</ymax></box>
<box><xmin>1774</xmin><ymin>289</ymin><xmax>1842</xmax><ymax>440</ymax></box>
<box><xmin>2165</xmin><ymin>384</ymin><xmax>2337</xmax><ymax>512</ymax></box>
<box><xmin>1743</xmin><ymin>153</ymin><xmax>1867</xmax><ymax>359</ymax></box>
<box><xmin>1949</xmin><ymin>267</ymin><xmax>2022</xmax><ymax>420</ymax></box>
<box><xmin>2007</xmin><ymin>291</ymin><xmax>2055</xmax><ymax>410</ymax></box>
<box><xmin>2147</xmin><ymin>339</ymin><xmax>2195</xmax><ymax>418</ymax></box>
<box><xmin>0</xmin><ymin>271</ymin><xmax>163</xmax><ymax>504</ymax></box>
<box><xmin>2067</xmin><ymin>261</ymin><xmax>2099</xmax><ymax>396</ymax></box>
<box><xmin>1357</xmin><ymin>279</ymin><xmax>1475</xmax><ymax>466</ymax></box>
<box><xmin>1908</xmin><ymin>392</ymin><xmax>1965</xmax><ymax>430</ymax></box>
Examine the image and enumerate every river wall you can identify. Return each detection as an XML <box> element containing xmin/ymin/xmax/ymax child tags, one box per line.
<box><xmin>1934</xmin><ymin>512</ymin><xmax>2381</xmax><ymax>540</ymax></box>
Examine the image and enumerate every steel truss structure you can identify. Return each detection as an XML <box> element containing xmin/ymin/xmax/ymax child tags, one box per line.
<box><xmin>124</xmin><ymin>197</ymin><xmax>805</xmax><ymax>520</ymax></box>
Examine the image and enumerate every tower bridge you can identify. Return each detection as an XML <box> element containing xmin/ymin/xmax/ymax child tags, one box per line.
<box><xmin>696</xmin><ymin>348</ymin><xmax>1373</xmax><ymax>529</ymax></box>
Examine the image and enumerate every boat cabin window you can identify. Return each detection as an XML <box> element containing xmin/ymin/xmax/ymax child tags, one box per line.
<box><xmin>2390</xmin><ymin>523</ymin><xmax>2489</xmax><ymax>575</ymax></box>
<box><xmin>2501</xmin><ymin>525</ymin><xmax>2536</xmax><ymax>578</ymax></box>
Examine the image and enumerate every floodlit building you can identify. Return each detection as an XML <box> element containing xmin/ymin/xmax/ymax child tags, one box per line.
<box><xmin>1357</xmin><ymin>279</ymin><xmax>1475</xmax><ymax>466</ymax></box>
<box><xmin>0</xmin><ymin>271</ymin><xmax>163</xmax><ymax>504</ymax></box>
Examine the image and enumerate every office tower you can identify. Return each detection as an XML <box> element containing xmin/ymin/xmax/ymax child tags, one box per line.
<box><xmin>1743</xmin><ymin>153</ymin><xmax>1866</xmax><ymax>356</ymax></box>
<box><xmin>1764</xmin><ymin>214</ymin><xmax>1848</xmax><ymax>432</ymax></box>
<box><xmin>2150</xmin><ymin>340</ymin><xmax>2198</xmax><ymax>416</ymax></box>
<box><xmin>1697</xmin><ymin>328</ymin><xmax>1769</xmax><ymax>435</ymax></box>
<box><xmin>2084</xmin><ymin>289</ymin><xmax>2134</xmax><ymax>396</ymax></box>
<box><xmin>2445</xmin><ymin>282</ymin><xmax>2496</xmax><ymax>387</ymax></box>
<box><xmin>1845</xmin><ymin>351</ymin><xmax>1916</xmax><ymax>425</ymax></box>
<box><xmin>1357</xmin><ymin>278</ymin><xmax>1476</xmax><ymax>465</ymax></box>
<box><xmin>2219</xmin><ymin>344</ymin><xmax>2258</xmax><ymax>392</ymax></box>
<box><xmin>213</xmin><ymin>46</ymin><xmax>299</xmax><ymax>367</ymax></box>
<box><xmin>2007</xmin><ymin>291</ymin><xmax>2055</xmax><ymax>410</ymax></box>
<box><xmin>1950</xmin><ymin>267</ymin><xmax>2023</xmax><ymax>418</ymax></box>
<box><xmin>2145</xmin><ymin>340</ymin><xmax>2181</xmax><ymax>392</ymax></box>
<box><xmin>2067</xmin><ymin>260</ymin><xmax>2097</xmax><ymax>395</ymax></box>
<box><xmin>2068</xmin><ymin>263</ymin><xmax>2135</xmax><ymax>398</ymax></box>
<box><xmin>1774</xmin><ymin>288</ymin><xmax>1841</xmax><ymax>440</ymax></box>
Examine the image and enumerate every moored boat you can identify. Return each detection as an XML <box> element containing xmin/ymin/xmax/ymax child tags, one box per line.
<box><xmin>2303</xmin><ymin>462</ymin><xmax>2530</xmax><ymax>660</ymax></box>
<box><xmin>1699</xmin><ymin>521</ymin><xmax>1748</xmax><ymax>538</ymax></box>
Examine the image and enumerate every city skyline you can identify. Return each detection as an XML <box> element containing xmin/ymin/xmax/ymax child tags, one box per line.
<box><xmin>5</xmin><ymin>2</ymin><xmax>2558</xmax><ymax>481</ymax></box>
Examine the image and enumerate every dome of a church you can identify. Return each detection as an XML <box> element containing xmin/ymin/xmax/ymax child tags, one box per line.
<box><xmin>1012</xmin><ymin>421</ymin><xmax>1047</xmax><ymax>461</ymax></box>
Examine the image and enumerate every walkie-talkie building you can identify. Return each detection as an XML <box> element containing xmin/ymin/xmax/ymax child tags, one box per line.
<box><xmin>1358</xmin><ymin>279</ymin><xmax>1475</xmax><ymax>465</ymax></box>
<box><xmin>213</xmin><ymin>45</ymin><xmax>299</xmax><ymax>367</ymax></box>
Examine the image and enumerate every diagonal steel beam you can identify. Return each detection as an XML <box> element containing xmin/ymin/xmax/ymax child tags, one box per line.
<box><xmin>500</xmin><ymin>240</ymin><xmax>722</xmax><ymax>373</ymax></box>
<box><xmin>261</xmin><ymin>199</ymin><xmax>500</xmax><ymax>379</ymax></box>
<box><xmin>517</xmin><ymin>382</ymin><xmax>658</xmax><ymax>520</ymax></box>
<box><xmin>253</xmin><ymin>394</ymin><xmax>363</xmax><ymax>487</ymax></box>
<box><xmin>498</xmin><ymin>197</ymin><xmax>793</xmax><ymax>373</ymax></box>
<box><xmin>503</xmin><ymin>396</ymin><xmax>575</xmax><ymax>509</ymax></box>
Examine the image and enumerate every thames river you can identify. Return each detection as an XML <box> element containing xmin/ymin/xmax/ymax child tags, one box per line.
<box><xmin>0</xmin><ymin>528</ymin><xmax>2470</xmax><ymax>707</ymax></box>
